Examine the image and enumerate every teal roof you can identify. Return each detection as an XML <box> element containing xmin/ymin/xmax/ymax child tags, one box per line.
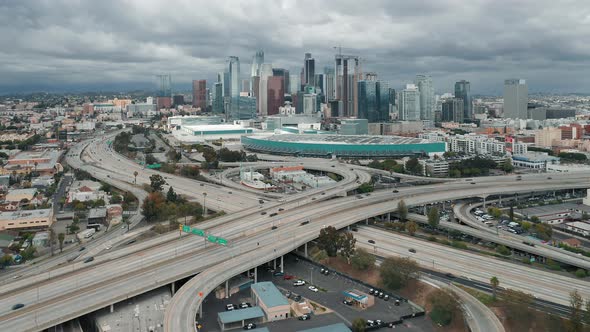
<box><xmin>251</xmin><ymin>282</ymin><xmax>289</xmax><ymax>308</ymax></box>
<box><xmin>218</xmin><ymin>307</ymin><xmax>264</xmax><ymax>324</ymax></box>
<box><xmin>298</xmin><ymin>323</ymin><xmax>352</xmax><ymax>332</ymax></box>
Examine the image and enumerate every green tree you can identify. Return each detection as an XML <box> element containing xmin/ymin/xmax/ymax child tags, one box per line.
<box><xmin>406</xmin><ymin>220</ymin><xmax>418</xmax><ymax>236</ymax></box>
<box><xmin>501</xmin><ymin>159</ymin><xmax>514</xmax><ymax>173</ymax></box>
<box><xmin>58</xmin><ymin>233</ymin><xmax>65</xmax><ymax>253</ymax></box>
<box><xmin>0</xmin><ymin>254</ymin><xmax>13</xmax><ymax>268</ymax></box>
<box><xmin>166</xmin><ymin>186</ymin><xmax>178</xmax><ymax>202</ymax></box>
<box><xmin>317</xmin><ymin>226</ymin><xmax>342</xmax><ymax>257</ymax></box>
<box><xmin>351</xmin><ymin>318</ymin><xmax>366</xmax><ymax>332</ymax></box>
<box><xmin>534</xmin><ymin>223</ymin><xmax>553</xmax><ymax>240</ymax></box>
<box><xmin>357</xmin><ymin>182</ymin><xmax>374</xmax><ymax>193</ymax></box>
<box><xmin>145</xmin><ymin>154</ymin><xmax>158</xmax><ymax>165</ymax></box>
<box><xmin>21</xmin><ymin>246</ymin><xmax>36</xmax><ymax>261</ymax></box>
<box><xmin>405</xmin><ymin>157</ymin><xmax>422</xmax><ymax>175</ymax></box>
<box><xmin>142</xmin><ymin>192</ymin><xmax>166</xmax><ymax>221</ymax></box>
<box><xmin>487</xmin><ymin>207</ymin><xmax>502</xmax><ymax>219</ymax></box>
<box><xmin>338</xmin><ymin>232</ymin><xmax>356</xmax><ymax>264</ymax></box>
<box><xmin>350</xmin><ymin>248</ymin><xmax>376</xmax><ymax>270</ymax></box>
<box><xmin>490</xmin><ymin>276</ymin><xmax>499</xmax><ymax>299</ymax></box>
<box><xmin>380</xmin><ymin>256</ymin><xmax>419</xmax><ymax>290</ymax></box>
<box><xmin>530</xmin><ymin>216</ymin><xmax>540</xmax><ymax>223</ymax></box>
<box><xmin>149</xmin><ymin>174</ymin><xmax>166</xmax><ymax>192</ymax></box>
<box><xmin>569</xmin><ymin>290</ymin><xmax>584</xmax><ymax>332</ymax></box>
<box><xmin>521</xmin><ymin>221</ymin><xmax>532</xmax><ymax>231</ymax></box>
<box><xmin>575</xmin><ymin>269</ymin><xmax>587</xmax><ymax>278</ymax></box>
<box><xmin>397</xmin><ymin>200</ymin><xmax>408</xmax><ymax>222</ymax></box>
<box><xmin>428</xmin><ymin>289</ymin><xmax>459</xmax><ymax>326</ymax></box>
<box><xmin>110</xmin><ymin>193</ymin><xmax>122</xmax><ymax>204</ymax></box>
<box><xmin>427</xmin><ymin>207</ymin><xmax>440</xmax><ymax>228</ymax></box>
<box><xmin>496</xmin><ymin>245</ymin><xmax>511</xmax><ymax>256</ymax></box>
<box><xmin>311</xmin><ymin>248</ymin><xmax>328</xmax><ymax>262</ymax></box>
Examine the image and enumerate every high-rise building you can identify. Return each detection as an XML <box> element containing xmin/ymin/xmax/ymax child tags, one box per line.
<box><xmin>218</xmin><ymin>71</ymin><xmax>230</xmax><ymax>97</ymax></box>
<box><xmin>252</xmin><ymin>76</ymin><xmax>260</xmax><ymax>113</ymax></box>
<box><xmin>358</xmin><ymin>81</ymin><xmax>390</xmax><ymax>122</ymax></box>
<box><xmin>213</xmin><ymin>82</ymin><xmax>224</xmax><ymax>114</ymax></box>
<box><xmin>303</xmin><ymin>93</ymin><xmax>317</xmax><ymax>115</ymax></box>
<box><xmin>258</xmin><ymin>64</ymin><xmax>273</xmax><ymax>116</ymax></box>
<box><xmin>272</xmin><ymin>68</ymin><xmax>290</xmax><ymax>95</ymax></box>
<box><xmin>454</xmin><ymin>80</ymin><xmax>471</xmax><ymax>122</ymax></box>
<box><xmin>250</xmin><ymin>50</ymin><xmax>264</xmax><ymax>95</ymax></box>
<box><xmin>503</xmin><ymin>79</ymin><xmax>528</xmax><ymax>119</ymax></box>
<box><xmin>173</xmin><ymin>95</ymin><xmax>185</xmax><ymax>107</ymax></box>
<box><xmin>228</xmin><ymin>56</ymin><xmax>240</xmax><ymax>118</ymax></box>
<box><xmin>414</xmin><ymin>75</ymin><xmax>434</xmax><ymax>121</ymax></box>
<box><xmin>267</xmin><ymin>76</ymin><xmax>284</xmax><ymax>116</ymax></box>
<box><xmin>324</xmin><ymin>67</ymin><xmax>335</xmax><ymax>101</ymax></box>
<box><xmin>441</xmin><ymin>98</ymin><xmax>464</xmax><ymax>122</ymax></box>
<box><xmin>398</xmin><ymin>84</ymin><xmax>421</xmax><ymax>121</ymax></box>
<box><xmin>335</xmin><ymin>54</ymin><xmax>359</xmax><ymax>117</ymax></box>
<box><xmin>241</xmin><ymin>79</ymin><xmax>250</xmax><ymax>94</ymax></box>
<box><xmin>304</xmin><ymin>53</ymin><xmax>315</xmax><ymax>86</ymax></box>
<box><xmin>289</xmin><ymin>74</ymin><xmax>301</xmax><ymax>95</ymax></box>
<box><xmin>192</xmin><ymin>79</ymin><xmax>207</xmax><ymax>109</ymax></box>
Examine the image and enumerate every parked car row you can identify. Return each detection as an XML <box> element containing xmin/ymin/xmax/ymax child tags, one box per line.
<box><xmin>225</xmin><ymin>302</ymin><xmax>252</xmax><ymax>311</ymax></box>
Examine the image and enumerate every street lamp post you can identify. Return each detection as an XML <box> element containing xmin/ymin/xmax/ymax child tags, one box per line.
<box><xmin>202</xmin><ymin>193</ymin><xmax>207</xmax><ymax>217</ymax></box>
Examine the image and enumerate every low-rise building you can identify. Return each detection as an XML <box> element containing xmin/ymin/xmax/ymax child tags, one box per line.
<box><xmin>68</xmin><ymin>180</ymin><xmax>106</xmax><ymax>203</ymax></box>
<box><xmin>564</xmin><ymin>221</ymin><xmax>590</xmax><ymax>237</ymax></box>
<box><xmin>88</xmin><ymin>207</ymin><xmax>107</xmax><ymax>225</ymax></box>
<box><xmin>0</xmin><ymin>209</ymin><xmax>53</xmax><ymax>230</ymax></box>
<box><xmin>1</xmin><ymin>150</ymin><xmax>63</xmax><ymax>176</ymax></box>
<box><xmin>5</xmin><ymin>188</ymin><xmax>37</xmax><ymax>203</ymax></box>
<box><xmin>511</xmin><ymin>152</ymin><xmax>560</xmax><ymax>171</ymax></box>
<box><xmin>251</xmin><ymin>282</ymin><xmax>290</xmax><ymax>322</ymax></box>
<box><xmin>419</xmin><ymin>159</ymin><xmax>450</xmax><ymax>177</ymax></box>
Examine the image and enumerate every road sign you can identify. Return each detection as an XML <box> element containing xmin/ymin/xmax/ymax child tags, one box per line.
<box><xmin>182</xmin><ymin>225</ymin><xmax>191</xmax><ymax>233</ymax></box>
<box><xmin>216</xmin><ymin>238</ymin><xmax>228</xmax><ymax>246</ymax></box>
<box><xmin>207</xmin><ymin>235</ymin><xmax>218</xmax><ymax>243</ymax></box>
<box><xmin>191</xmin><ymin>228</ymin><xmax>205</xmax><ymax>236</ymax></box>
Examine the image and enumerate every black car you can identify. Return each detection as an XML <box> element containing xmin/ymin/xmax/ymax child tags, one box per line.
<box><xmin>11</xmin><ymin>303</ymin><xmax>24</xmax><ymax>310</ymax></box>
<box><xmin>127</xmin><ymin>239</ymin><xmax>136</xmax><ymax>245</ymax></box>
<box><xmin>243</xmin><ymin>323</ymin><xmax>256</xmax><ymax>330</ymax></box>
<box><xmin>84</xmin><ymin>257</ymin><xmax>94</xmax><ymax>263</ymax></box>
<box><xmin>79</xmin><ymin>246</ymin><xmax>86</xmax><ymax>252</ymax></box>
<box><xmin>301</xmin><ymin>220</ymin><xmax>310</xmax><ymax>226</ymax></box>
<box><xmin>261</xmin><ymin>211</ymin><xmax>267</xmax><ymax>215</ymax></box>
<box><xmin>271</xmin><ymin>225</ymin><xmax>278</xmax><ymax>230</ymax></box>
<box><xmin>383</xmin><ymin>295</ymin><xmax>389</xmax><ymax>301</ymax></box>
<box><xmin>343</xmin><ymin>299</ymin><xmax>353</xmax><ymax>305</ymax></box>
<box><xmin>270</xmin><ymin>213</ymin><xmax>278</xmax><ymax>217</ymax></box>
<box><xmin>408</xmin><ymin>248</ymin><xmax>416</xmax><ymax>253</ymax></box>
<box><xmin>368</xmin><ymin>239</ymin><xmax>375</xmax><ymax>244</ymax></box>
<box><xmin>299</xmin><ymin>314</ymin><xmax>311</xmax><ymax>321</ymax></box>
<box><xmin>369</xmin><ymin>289</ymin><xmax>375</xmax><ymax>295</ymax></box>
<box><xmin>393</xmin><ymin>190</ymin><xmax>399</xmax><ymax>193</ymax></box>
<box><xmin>278</xmin><ymin>208</ymin><xmax>284</xmax><ymax>211</ymax></box>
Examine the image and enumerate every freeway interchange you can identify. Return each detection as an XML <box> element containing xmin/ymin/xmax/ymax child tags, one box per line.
<box><xmin>1</xmin><ymin>133</ymin><xmax>590</xmax><ymax>331</ymax></box>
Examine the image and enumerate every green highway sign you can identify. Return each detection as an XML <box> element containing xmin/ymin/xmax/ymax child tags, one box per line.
<box><xmin>180</xmin><ymin>225</ymin><xmax>227</xmax><ymax>246</ymax></box>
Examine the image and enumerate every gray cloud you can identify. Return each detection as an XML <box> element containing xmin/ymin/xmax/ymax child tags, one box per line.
<box><xmin>1</xmin><ymin>0</ymin><xmax>590</xmax><ymax>94</ymax></box>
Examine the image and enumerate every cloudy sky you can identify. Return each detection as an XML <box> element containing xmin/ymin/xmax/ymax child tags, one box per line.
<box><xmin>1</xmin><ymin>0</ymin><xmax>590</xmax><ymax>94</ymax></box>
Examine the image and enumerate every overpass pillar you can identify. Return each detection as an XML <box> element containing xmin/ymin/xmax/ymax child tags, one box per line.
<box><xmin>254</xmin><ymin>267</ymin><xmax>257</xmax><ymax>283</ymax></box>
<box><xmin>171</xmin><ymin>282</ymin><xmax>175</xmax><ymax>296</ymax></box>
<box><xmin>388</xmin><ymin>212</ymin><xmax>391</xmax><ymax>221</ymax></box>
<box><xmin>482</xmin><ymin>196</ymin><xmax>487</xmax><ymax>208</ymax></box>
<box><xmin>225</xmin><ymin>280</ymin><xmax>229</xmax><ymax>298</ymax></box>
<box><xmin>110</xmin><ymin>304</ymin><xmax>114</xmax><ymax>313</ymax></box>
<box><xmin>365</xmin><ymin>218</ymin><xmax>368</xmax><ymax>225</ymax></box>
<box><xmin>584</xmin><ymin>189</ymin><xmax>590</xmax><ymax>206</ymax></box>
<box><xmin>280</xmin><ymin>255</ymin><xmax>284</xmax><ymax>273</ymax></box>
<box><xmin>199</xmin><ymin>303</ymin><xmax>203</xmax><ymax>318</ymax></box>
<box><xmin>304</xmin><ymin>243</ymin><xmax>308</xmax><ymax>257</ymax></box>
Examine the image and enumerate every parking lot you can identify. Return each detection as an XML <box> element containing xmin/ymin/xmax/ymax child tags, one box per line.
<box><xmin>197</xmin><ymin>254</ymin><xmax>433</xmax><ymax>331</ymax></box>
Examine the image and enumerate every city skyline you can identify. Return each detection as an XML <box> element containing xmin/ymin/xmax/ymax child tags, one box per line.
<box><xmin>1</xmin><ymin>0</ymin><xmax>590</xmax><ymax>94</ymax></box>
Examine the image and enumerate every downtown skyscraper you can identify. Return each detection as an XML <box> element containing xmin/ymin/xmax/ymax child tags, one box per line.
<box><xmin>228</xmin><ymin>56</ymin><xmax>240</xmax><ymax>119</ymax></box>
<box><xmin>250</xmin><ymin>50</ymin><xmax>264</xmax><ymax>95</ymax></box>
<box><xmin>192</xmin><ymin>79</ymin><xmax>207</xmax><ymax>110</ymax></box>
<box><xmin>414</xmin><ymin>75</ymin><xmax>434</xmax><ymax>121</ymax></box>
<box><xmin>258</xmin><ymin>63</ymin><xmax>273</xmax><ymax>116</ymax></box>
<box><xmin>503</xmin><ymin>79</ymin><xmax>528</xmax><ymax>119</ymax></box>
<box><xmin>335</xmin><ymin>54</ymin><xmax>359</xmax><ymax>117</ymax></box>
<box><xmin>304</xmin><ymin>53</ymin><xmax>315</xmax><ymax>86</ymax></box>
<box><xmin>454</xmin><ymin>80</ymin><xmax>471</xmax><ymax>122</ymax></box>
<box><xmin>398</xmin><ymin>84</ymin><xmax>421</xmax><ymax>121</ymax></box>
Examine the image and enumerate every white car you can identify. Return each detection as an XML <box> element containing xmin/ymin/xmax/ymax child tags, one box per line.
<box><xmin>308</xmin><ymin>286</ymin><xmax>319</xmax><ymax>292</ymax></box>
<box><xmin>293</xmin><ymin>280</ymin><xmax>306</xmax><ymax>286</ymax></box>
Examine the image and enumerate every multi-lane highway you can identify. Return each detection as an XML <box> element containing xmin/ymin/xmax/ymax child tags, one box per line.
<box><xmin>354</xmin><ymin>226</ymin><xmax>590</xmax><ymax>305</ymax></box>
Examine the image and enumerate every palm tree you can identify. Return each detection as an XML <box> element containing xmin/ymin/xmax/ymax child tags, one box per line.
<box><xmin>490</xmin><ymin>276</ymin><xmax>499</xmax><ymax>299</ymax></box>
<box><xmin>34</xmin><ymin>161</ymin><xmax>38</xmax><ymax>175</ymax></box>
<box><xmin>133</xmin><ymin>171</ymin><xmax>138</xmax><ymax>184</ymax></box>
<box><xmin>58</xmin><ymin>233</ymin><xmax>65</xmax><ymax>253</ymax></box>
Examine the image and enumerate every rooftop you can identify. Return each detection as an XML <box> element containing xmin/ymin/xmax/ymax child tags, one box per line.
<box><xmin>0</xmin><ymin>209</ymin><xmax>52</xmax><ymax>221</ymax></box>
<box><xmin>182</xmin><ymin>124</ymin><xmax>250</xmax><ymax>131</ymax></box>
<box><xmin>217</xmin><ymin>306</ymin><xmax>265</xmax><ymax>324</ymax></box>
<box><xmin>566</xmin><ymin>221</ymin><xmax>590</xmax><ymax>231</ymax></box>
<box><xmin>88</xmin><ymin>207</ymin><xmax>107</xmax><ymax>219</ymax></box>
<box><xmin>246</xmin><ymin>134</ymin><xmax>431</xmax><ymax>145</ymax></box>
<box><xmin>251</xmin><ymin>282</ymin><xmax>289</xmax><ymax>308</ymax></box>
